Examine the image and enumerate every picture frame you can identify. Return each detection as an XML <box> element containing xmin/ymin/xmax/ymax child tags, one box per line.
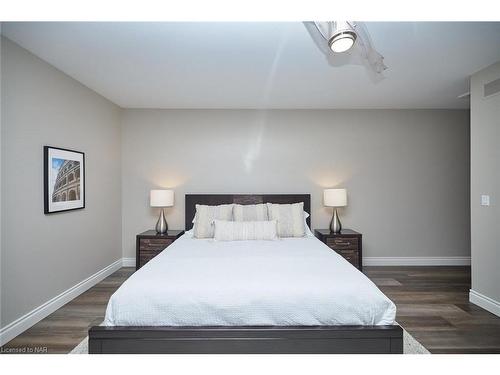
<box><xmin>44</xmin><ymin>146</ymin><xmax>85</xmax><ymax>214</ymax></box>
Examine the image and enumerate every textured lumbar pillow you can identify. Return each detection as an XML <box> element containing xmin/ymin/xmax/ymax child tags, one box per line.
<box><xmin>193</xmin><ymin>204</ymin><xmax>234</xmax><ymax>238</ymax></box>
<box><xmin>214</xmin><ymin>220</ymin><xmax>278</xmax><ymax>241</ymax></box>
<box><xmin>266</xmin><ymin>202</ymin><xmax>305</xmax><ymax>238</ymax></box>
<box><xmin>233</xmin><ymin>203</ymin><xmax>269</xmax><ymax>222</ymax></box>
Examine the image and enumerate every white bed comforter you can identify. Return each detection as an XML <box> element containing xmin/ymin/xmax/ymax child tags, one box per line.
<box><xmin>104</xmin><ymin>232</ymin><xmax>396</xmax><ymax>326</ymax></box>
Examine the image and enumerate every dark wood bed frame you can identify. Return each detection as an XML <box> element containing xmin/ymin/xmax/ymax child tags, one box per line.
<box><xmin>89</xmin><ymin>193</ymin><xmax>403</xmax><ymax>354</ymax></box>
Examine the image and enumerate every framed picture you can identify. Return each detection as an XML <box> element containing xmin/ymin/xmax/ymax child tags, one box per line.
<box><xmin>44</xmin><ymin>146</ymin><xmax>85</xmax><ymax>214</ymax></box>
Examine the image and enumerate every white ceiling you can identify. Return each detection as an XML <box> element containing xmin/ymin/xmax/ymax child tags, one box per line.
<box><xmin>3</xmin><ymin>22</ymin><xmax>500</xmax><ymax>109</ymax></box>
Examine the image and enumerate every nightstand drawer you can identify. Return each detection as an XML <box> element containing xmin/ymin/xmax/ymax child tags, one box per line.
<box><xmin>136</xmin><ymin>230</ymin><xmax>184</xmax><ymax>270</ymax></box>
<box><xmin>336</xmin><ymin>249</ymin><xmax>359</xmax><ymax>267</ymax></box>
<box><xmin>139</xmin><ymin>249</ymin><xmax>163</xmax><ymax>258</ymax></box>
<box><xmin>315</xmin><ymin>229</ymin><xmax>362</xmax><ymax>271</ymax></box>
<box><xmin>326</xmin><ymin>237</ymin><xmax>358</xmax><ymax>250</ymax></box>
<box><xmin>138</xmin><ymin>240</ymin><xmax>171</xmax><ymax>268</ymax></box>
<box><xmin>139</xmin><ymin>238</ymin><xmax>173</xmax><ymax>251</ymax></box>
<box><xmin>139</xmin><ymin>252</ymin><xmax>160</xmax><ymax>268</ymax></box>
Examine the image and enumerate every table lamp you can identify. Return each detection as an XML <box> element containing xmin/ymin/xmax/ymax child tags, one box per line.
<box><xmin>150</xmin><ymin>189</ymin><xmax>174</xmax><ymax>234</ymax></box>
<box><xmin>324</xmin><ymin>188</ymin><xmax>347</xmax><ymax>233</ymax></box>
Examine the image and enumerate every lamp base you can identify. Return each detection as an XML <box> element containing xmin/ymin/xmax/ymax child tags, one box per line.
<box><xmin>330</xmin><ymin>208</ymin><xmax>342</xmax><ymax>234</ymax></box>
<box><xmin>155</xmin><ymin>208</ymin><xmax>168</xmax><ymax>234</ymax></box>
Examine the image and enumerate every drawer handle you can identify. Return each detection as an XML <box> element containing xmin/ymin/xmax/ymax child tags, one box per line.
<box><xmin>334</xmin><ymin>241</ymin><xmax>350</xmax><ymax>245</ymax></box>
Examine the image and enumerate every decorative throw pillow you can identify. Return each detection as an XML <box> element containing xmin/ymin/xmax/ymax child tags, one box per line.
<box><xmin>193</xmin><ymin>204</ymin><xmax>233</xmax><ymax>238</ymax></box>
<box><xmin>266</xmin><ymin>202</ymin><xmax>305</xmax><ymax>238</ymax></box>
<box><xmin>233</xmin><ymin>204</ymin><xmax>269</xmax><ymax>222</ymax></box>
<box><xmin>214</xmin><ymin>220</ymin><xmax>278</xmax><ymax>241</ymax></box>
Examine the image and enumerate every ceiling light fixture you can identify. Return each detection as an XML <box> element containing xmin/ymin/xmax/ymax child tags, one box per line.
<box><xmin>328</xmin><ymin>22</ymin><xmax>357</xmax><ymax>53</ymax></box>
<box><xmin>304</xmin><ymin>21</ymin><xmax>387</xmax><ymax>80</ymax></box>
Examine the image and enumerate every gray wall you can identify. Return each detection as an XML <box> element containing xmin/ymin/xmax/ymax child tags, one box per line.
<box><xmin>470</xmin><ymin>61</ymin><xmax>500</xmax><ymax>305</ymax></box>
<box><xmin>1</xmin><ymin>38</ymin><xmax>122</xmax><ymax>327</ymax></box>
<box><xmin>0</xmin><ymin>29</ymin><xmax>3</xmax><ymax>326</ymax></box>
<box><xmin>121</xmin><ymin>109</ymin><xmax>470</xmax><ymax>260</ymax></box>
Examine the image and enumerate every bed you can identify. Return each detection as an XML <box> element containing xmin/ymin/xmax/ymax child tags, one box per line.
<box><xmin>89</xmin><ymin>194</ymin><xmax>403</xmax><ymax>353</ymax></box>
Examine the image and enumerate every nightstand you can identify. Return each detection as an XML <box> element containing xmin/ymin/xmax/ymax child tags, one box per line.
<box><xmin>314</xmin><ymin>229</ymin><xmax>363</xmax><ymax>271</ymax></box>
<box><xmin>136</xmin><ymin>230</ymin><xmax>184</xmax><ymax>270</ymax></box>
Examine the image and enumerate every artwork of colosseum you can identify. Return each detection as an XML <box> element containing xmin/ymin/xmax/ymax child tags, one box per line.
<box><xmin>52</xmin><ymin>159</ymin><xmax>81</xmax><ymax>202</ymax></box>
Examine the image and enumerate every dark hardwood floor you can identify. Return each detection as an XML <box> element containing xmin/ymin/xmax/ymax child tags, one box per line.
<box><xmin>2</xmin><ymin>266</ymin><xmax>500</xmax><ymax>354</ymax></box>
<box><xmin>1</xmin><ymin>268</ymin><xmax>132</xmax><ymax>354</ymax></box>
<box><xmin>366</xmin><ymin>266</ymin><xmax>500</xmax><ymax>354</ymax></box>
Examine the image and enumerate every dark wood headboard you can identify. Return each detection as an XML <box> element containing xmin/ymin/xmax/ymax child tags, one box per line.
<box><xmin>185</xmin><ymin>194</ymin><xmax>311</xmax><ymax>230</ymax></box>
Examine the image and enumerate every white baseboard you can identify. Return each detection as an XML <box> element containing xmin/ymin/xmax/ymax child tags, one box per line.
<box><xmin>470</xmin><ymin>290</ymin><xmax>500</xmax><ymax>318</ymax></box>
<box><xmin>363</xmin><ymin>256</ymin><xmax>471</xmax><ymax>266</ymax></box>
<box><xmin>0</xmin><ymin>258</ymin><xmax>123</xmax><ymax>346</ymax></box>
<box><xmin>122</xmin><ymin>257</ymin><xmax>135</xmax><ymax>267</ymax></box>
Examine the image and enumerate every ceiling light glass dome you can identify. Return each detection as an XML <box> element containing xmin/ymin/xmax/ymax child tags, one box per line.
<box><xmin>329</xmin><ymin>30</ymin><xmax>357</xmax><ymax>53</ymax></box>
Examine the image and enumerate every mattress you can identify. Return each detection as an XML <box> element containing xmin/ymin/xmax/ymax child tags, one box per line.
<box><xmin>103</xmin><ymin>231</ymin><xmax>396</xmax><ymax>326</ymax></box>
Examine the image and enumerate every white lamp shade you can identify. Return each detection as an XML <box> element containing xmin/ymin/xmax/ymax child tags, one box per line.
<box><xmin>150</xmin><ymin>189</ymin><xmax>174</xmax><ymax>207</ymax></box>
<box><xmin>324</xmin><ymin>189</ymin><xmax>347</xmax><ymax>207</ymax></box>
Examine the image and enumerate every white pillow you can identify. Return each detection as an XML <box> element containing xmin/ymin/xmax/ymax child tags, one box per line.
<box><xmin>193</xmin><ymin>204</ymin><xmax>233</xmax><ymax>238</ymax></box>
<box><xmin>214</xmin><ymin>220</ymin><xmax>278</xmax><ymax>241</ymax></box>
<box><xmin>303</xmin><ymin>212</ymin><xmax>314</xmax><ymax>237</ymax></box>
<box><xmin>233</xmin><ymin>203</ymin><xmax>269</xmax><ymax>221</ymax></box>
<box><xmin>266</xmin><ymin>202</ymin><xmax>305</xmax><ymax>238</ymax></box>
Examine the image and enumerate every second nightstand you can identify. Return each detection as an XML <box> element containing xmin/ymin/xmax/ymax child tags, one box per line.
<box><xmin>136</xmin><ymin>230</ymin><xmax>184</xmax><ymax>270</ymax></box>
<box><xmin>314</xmin><ymin>229</ymin><xmax>363</xmax><ymax>271</ymax></box>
